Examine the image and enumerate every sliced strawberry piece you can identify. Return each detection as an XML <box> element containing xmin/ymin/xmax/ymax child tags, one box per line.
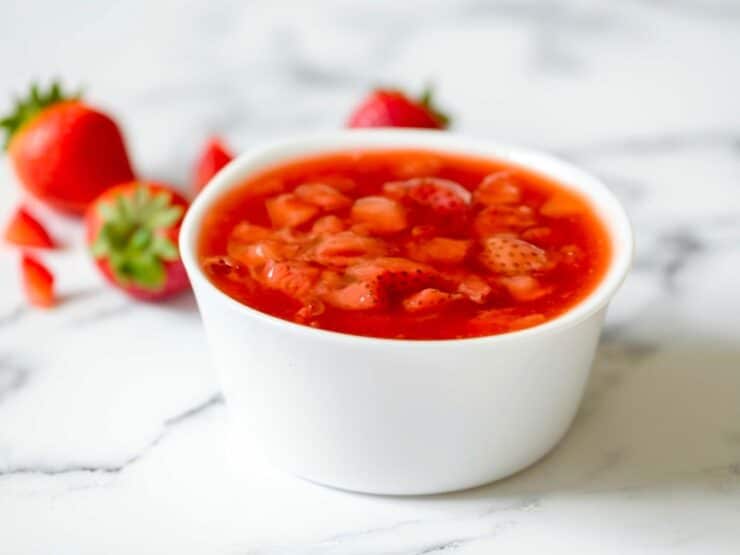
<box><xmin>479</xmin><ymin>235</ymin><xmax>548</xmax><ymax>276</ymax></box>
<box><xmin>402</xmin><ymin>288</ymin><xmax>462</xmax><ymax>314</ymax></box>
<box><xmin>456</xmin><ymin>273</ymin><xmax>492</xmax><ymax>304</ymax></box>
<box><xmin>474</xmin><ymin>204</ymin><xmax>537</xmax><ymax>236</ymax></box>
<box><xmin>20</xmin><ymin>253</ymin><xmax>55</xmax><ymax>308</ymax></box>
<box><xmin>406</xmin><ymin>237</ymin><xmax>470</xmax><ymax>265</ymax></box>
<box><xmin>324</xmin><ymin>280</ymin><xmax>384</xmax><ymax>311</ymax></box>
<box><xmin>385</xmin><ymin>177</ymin><xmax>471</xmax><ymax>232</ymax></box>
<box><xmin>294</xmin><ymin>183</ymin><xmax>351</xmax><ymax>212</ymax></box>
<box><xmin>259</xmin><ymin>260</ymin><xmax>320</xmax><ymax>300</ymax></box>
<box><xmin>4</xmin><ymin>206</ymin><xmax>55</xmax><ymax>248</ymax></box>
<box><xmin>521</xmin><ymin>226</ymin><xmax>553</xmax><ymax>245</ymax></box>
<box><xmin>229</xmin><ymin>222</ymin><xmax>273</xmax><ymax>244</ymax></box>
<box><xmin>266</xmin><ymin>193</ymin><xmax>320</xmax><ymax>229</ymax></box>
<box><xmin>311</xmin><ymin>215</ymin><xmax>346</xmax><ymax>234</ymax></box>
<box><xmin>194</xmin><ymin>136</ymin><xmax>233</xmax><ymax>194</ymax></box>
<box><xmin>499</xmin><ymin>275</ymin><xmax>551</xmax><ymax>301</ymax></box>
<box><xmin>310</xmin><ymin>231</ymin><xmax>388</xmax><ymax>267</ymax></box>
<box><xmin>540</xmin><ymin>192</ymin><xmax>585</xmax><ymax>217</ymax></box>
<box><xmin>347</xmin><ymin>257</ymin><xmax>442</xmax><ymax>297</ymax></box>
<box><xmin>510</xmin><ymin>313</ymin><xmax>547</xmax><ymax>330</ymax></box>
<box><xmin>474</xmin><ymin>172</ymin><xmax>522</xmax><ymax>205</ymax></box>
<box><xmin>351</xmin><ymin>196</ymin><xmax>407</xmax><ymax>234</ymax></box>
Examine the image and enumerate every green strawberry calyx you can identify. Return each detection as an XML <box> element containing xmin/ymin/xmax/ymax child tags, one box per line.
<box><xmin>0</xmin><ymin>80</ymin><xmax>80</xmax><ymax>150</ymax></box>
<box><xmin>418</xmin><ymin>85</ymin><xmax>450</xmax><ymax>128</ymax></box>
<box><xmin>91</xmin><ymin>186</ymin><xmax>184</xmax><ymax>290</ymax></box>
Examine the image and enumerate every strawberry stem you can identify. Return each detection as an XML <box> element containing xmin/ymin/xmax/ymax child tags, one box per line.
<box><xmin>91</xmin><ymin>185</ymin><xmax>183</xmax><ymax>290</ymax></box>
<box><xmin>0</xmin><ymin>80</ymin><xmax>81</xmax><ymax>149</ymax></box>
<box><xmin>418</xmin><ymin>84</ymin><xmax>450</xmax><ymax>128</ymax></box>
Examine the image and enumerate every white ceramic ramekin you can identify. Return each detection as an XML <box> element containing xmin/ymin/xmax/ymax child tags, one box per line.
<box><xmin>180</xmin><ymin>130</ymin><xmax>633</xmax><ymax>495</ymax></box>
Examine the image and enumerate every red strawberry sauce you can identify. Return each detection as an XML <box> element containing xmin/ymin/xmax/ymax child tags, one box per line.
<box><xmin>198</xmin><ymin>149</ymin><xmax>611</xmax><ymax>339</ymax></box>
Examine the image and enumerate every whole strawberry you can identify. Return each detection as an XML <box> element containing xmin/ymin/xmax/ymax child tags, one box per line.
<box><xmin>347</xmin><ymin>87</ymin><xmax>449</xmax><ymax>129</ymax></box>
<box><xmin>1</xmin><ymin>82</ymin><xmax>135</xmax><ymax>214</ymax></box>
<box><xmin>86</xmin><ymin>181</ymin><xmax>190</xmax><ymax>301</ymax></box>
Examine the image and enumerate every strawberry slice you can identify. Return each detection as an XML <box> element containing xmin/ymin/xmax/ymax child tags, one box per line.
<box><xmin>294</xmin><ymin>183</ymin><xmax>351</xmax><ymax>212</ymax></box>
<box><xmin>259</xmin><ymin>260</ymin><xmax>320</xmax><ymax>300</ymax></box>
<box><xmin>479</xmin><ymin>235</ymin><xmax>548</xmax><ymax>276</ymax></box>
<box><xmin>324</xmin><ymin>280</ymin><xmax>384</xmax><ymax>311</ymax></box>
<box><xmin>474</xmin><ymin>172</ymin><xmax>522</xmax><ymax>205</ymax></box>
<box><xmin>351</xmin><ymin>196</ymin><xmax>407</xmax><ymax>234</ymax></box>
<box><xmin>384</xmin><ymin>177</ymin><xmax>471</xmax><ymax>231</ymax></box>
<box><xmin>401</xmin><ymin>288</ymin><xmax>462</xmax><ymax>314</ymax></box>
<box><xmin>499</xmin><ymin>275</ymin><xmax>552</xmax><ymax>301</ymax></box>
<box><xmin>406</xmin><ymin>237</ymin><xmax>470</xmax><ymax>265</ymax></box>
<box><xmin>21</xmin><ymin>253</ymin><xmax>55</xmax><ymax>308</ymax></box>
<box><xmin>347</xmin><ymin>257</ymin><xmax>442</xmax><ymax>297</ymax></box>
<box><xmin>194</xmin><ymin>136</ymin><xmax>233</xmax><ymax>194</ymax></box>
<box><xmin>266</xmin><ymin>194</ymin><xmax>320</xmax><ymax>229</ymax></box>
<box><xmin>4</xmin><ymin>206</ymin><xmax>55</xmax><ymax>248</ymax></box>
<box><xmin>474</xmin><ymin>204</ymin><xmax>537</xmax><ymax>236</ymax></box>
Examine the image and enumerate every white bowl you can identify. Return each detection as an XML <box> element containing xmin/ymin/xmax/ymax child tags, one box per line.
<box><xmin>180</xmin><ymin>130</ymin><xmax>633</xmax><ymax>495</ymax></box>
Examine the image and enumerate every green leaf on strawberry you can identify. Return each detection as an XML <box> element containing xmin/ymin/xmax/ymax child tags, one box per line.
<box><xmin>91</xmin><ymin>185</ymin><xmax>183</xmax><ymax>289</ymax></box>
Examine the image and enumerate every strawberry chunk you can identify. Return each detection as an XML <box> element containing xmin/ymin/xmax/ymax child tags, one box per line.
<box><xmin>385</xmin><ymin>177</ymin><xmax>471</xmax><ymax>232</ymax></box>
<box><xmin>474</xmin><ymin>172</ymin><xmax>522</xmax><ymax>205</ymax></box>
<box><xmin>456</xmin><ymin>273</ymin><xmax>492</xmax><ymax>304</ymax></box>
<box><xmin>540</xmin><ymin>192</ymin><xmax>585</xmax><ymax>217</ymax></box>
<box><xmin>194</xmin><ymin>136</ymin><xmax>233</xmax><ymax>193</ymax></box>
<box><xmin>266</xmin><ymin>194</ymin><xmax>320</xmax><ymax>229</ymax></box>
<box><xmin>347</xmin><ymin>257</ymin><xmax>441</xmax><ymax>296</ymax></box>
<box><xmin>351</xmin><ymin>196</ymin><xmax>407</xmax><ymax>234</ymax></box>
<box><xmin>474</xmin><ymin>204</ymin><xmax>537</xmax><ymax>235</ymax></box>
<box><xmin>406</xmin><ymin>237</ymin><xmax>470</xmax><ymax>265</ymax></box>
<box><xmin>294</xmin><ymin>183</ymin><xmax>351</xmax><ymax>212</ymax></box>
<box><xmin>312</xmin><ymin>215</ymin><xmax>346</xmax><ymax>234</ymax></box>
<box><xmin>402</xmin><ymin>288</ymin><xmax>462</xmax><ymax>314</ymax></box>
<box><xmin>259</xmin><ymin>260</ymin><xmax>319</xmax><ymax>300</ymax></box>
<box><xmin>479</xmin><ymin>235</ymin><xmax>547</xmax><ymax>276</ymax></box>
<box><xmin>21</xmin><ymin>253</ymin><xmax>55</xmax><ymax>308</ymax></box>
<box><xmin>230</xmin><ymin>222</ymin><xmax>273</xmax><ymax>244</ymax></box>
<box><xmin>499</xmin><ymin>275</ymin><xmax>551</xmax><ymax>301</ymax></box>
<box><xmin>310</xmin><ymin>231</ymin><xmax>388</xmax><ymax>267</ymax></box>
<box><xmin>4</xmin><ymin>207</ymin><xmax>55</xmax><ymax>248</ymax></box>
<box><xmin>324</xmin><ymin>280</ymin><xmax>384</xmax><ymax>311</ymax></box>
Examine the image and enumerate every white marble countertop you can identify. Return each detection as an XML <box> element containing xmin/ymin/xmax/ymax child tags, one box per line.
<box><xmin>2</xmin><ymin>1</ymin><xmax>740</xmax><ymax>553</ymax></box>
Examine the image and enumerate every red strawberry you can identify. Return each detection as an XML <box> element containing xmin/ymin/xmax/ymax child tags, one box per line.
<box><xmin>479</xmin><ymin>235</ymin><xmax>547</xmax><ymax>276</ymax></box>
<box><xmin>347</xmin><ymin>88</ymin><xmax>449</xmax><ymax>129</ymax></box>
<box><xmin>266</xmin><ymin>193</ymin><xmax>320</xmax><ymax>229</ymax></box>
<box><xmin>85</xmin><ymin>181</ymin><xmax>190</xmax><ymax>301</ymax></box>
<box><xmin>193</xmin><ymin>136</ymin><xmax>233</xmax><ymax>194</ymax></box>
<box><xmin>21</xmin><ymin>253</ymin><xmax>55</xmax><ymax>308</ymax></box>
<box><xmin>1</xmin><ymin>82</ymin><xmax>135</xmax><ymax>215</ymax></box>
<box><xmin>4</xmin><ymin>206</ymin><xmax>55</xmax><ymax>248</ymax></box>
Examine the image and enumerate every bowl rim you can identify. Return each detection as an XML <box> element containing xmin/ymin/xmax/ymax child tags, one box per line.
<box><xmin>180</xmin><ymin>129</ymin><xmax>634</xmax><ymax>346</ymax></box>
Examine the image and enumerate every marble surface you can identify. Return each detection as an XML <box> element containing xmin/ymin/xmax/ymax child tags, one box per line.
<box><xmin>2</xmin><ymin>1</ymin><xmax>740</xmax><ymax>553</ymax></box>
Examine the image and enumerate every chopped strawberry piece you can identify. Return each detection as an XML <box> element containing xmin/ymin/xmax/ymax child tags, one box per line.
<box><xmin>194</xmin><ymin>136</ymin><xmax>233</xmax><ymax>193</ymax></box>
<box><xmin>312</xmin><ymin>215</ymin><xmax>346</xmax><ymax>234</ymax></box>
<box><xmin>311</xmin><ymin>231</ymin><xmax>388</xmax><ymax>267</ymax></box>
<box><xmin>407</xmin><ymin>237</ymin><xmax>470</xmax><ymax>265</ymax></box>
<box><xmin>351</xmin><ymin>196</ymin><xmax>407</xmax><ymax>234</ymax></box>
<box><xmin>499</xmin><ymin>275</ymin><xmax>551</xmax><ymax>301</ymax></box>
<box><xmin>474</xmin><ymin>204</ymin><xmax>537</xmax><ymax>235</ymax></box>
<box><xmin>347</xmin><ymin>257</ymin><xmax>441</xmax><ymax>296</ymax></box>
<box><xmin>540</xmin><ymin>192</ymin><xmax>585</xmax><ymax>217</ymax></box>
<box><xmin>521</xmin><ymin>226</ymin><xmax>554</xmax><ymax>245</ymax></box>
<box><xmin>510</xmin><ymin>313</ymin><xmax>547</xmax><ymax>330</ymax></box>
<box><xmin>479</xmin><ymin>235</ymin><xmax>548</xmax><ymax>276</ymax></box>
<box><xmin>4</xmin><ymin>207</ymin><xmax>55</xmax><ymax>248</ymax></box>
<box><xmin>386</xmin><ymin>177</ymin><xmax>471</xmax><ymax>232</ymax></box>
<box><xmin>260</xmin><ymin>260</ymin><xmax>319</xmax><ymax>300</ymax></box>
<box><xmin>20</xmin><ymin>253</ymin><xmax>55</xmax><ymax>308</ymax></box>
<box><xmin>266</xmin><ymin>194</ymin><xmax>320</xmax><ymax>229</ymax></box>
<box><xmin>324</xmin><ymin>280</ymin><xmax>384</xmax><ymax>311</ymax></box>
<box><xmin>294</xmin><ymin>183</ymin><xmax>351</xmax><ymax>212</ymax></box>
<box><xmin>229</xmin><ymin>222</ymin><xmax>273</xmax><ymax>244</ymax></box>
<box><xmin>402</xmin><ymin>288</ymin><xmax>462</xmax><ymax>314</ymax></box>
<box><xmin>474</xmin><ymin>172</ymin><xmax>522</xmax><ymax>205</ymax></box>
<box><xmin>457</xmin><ymin>273</ymin><xmax>492</xmax><ymax>304</ymax></box>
